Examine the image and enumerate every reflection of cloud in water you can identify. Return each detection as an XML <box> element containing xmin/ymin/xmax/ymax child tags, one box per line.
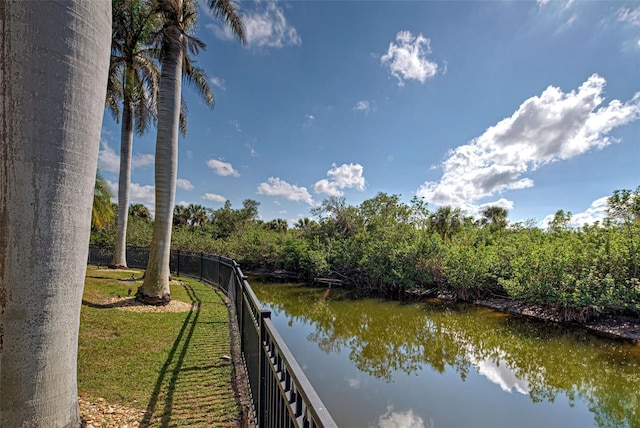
<box><xmin>475</xmin><ymin>355</ymin><xmax>529</xmax><ymax>394</ymax></box>
<box><xmin>374</xmin><ymin>406</ymin><xmax>430</xmax><ymax>428</ymax></box>
<box><xmin>345</xmin><ymin>376</ymin><xmax>361</xmax><ymax>389</ymax></box>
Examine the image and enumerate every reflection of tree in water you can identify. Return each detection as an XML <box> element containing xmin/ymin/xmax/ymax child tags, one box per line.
<box><xmin>253</xmin><ymin>283</ymin><xmax>640</xmax><ymax>428</ymax></box>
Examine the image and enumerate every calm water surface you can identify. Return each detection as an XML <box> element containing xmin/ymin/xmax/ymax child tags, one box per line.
<box><xmin>251</xmin><ymin>282</ymin><xmax>640</xmax><ymax>428</ymax></box>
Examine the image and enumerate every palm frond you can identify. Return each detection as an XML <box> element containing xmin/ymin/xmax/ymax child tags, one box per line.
<box><xmin>182</xmin><ymin>61</ymin><xmax>214</xmax><ymax>107</ymax></box>
<box><xmin>207</xmin><ymin>0</ymin><xmax>245</xmax><ymax>44</ymax></box>
<box><xmin>179</xmin><ymin>97</ymin><xmax>188</xmax><ymax>136</ymax></box>
<box><xmin>184</xmin><ymin>34</ymin><xmax>206</xmax><ymax>56</ymax></box>
<box><xmin>93</xmin><ymin>170</ymin><xmax>116</xmax><ymax>230</ymax></box>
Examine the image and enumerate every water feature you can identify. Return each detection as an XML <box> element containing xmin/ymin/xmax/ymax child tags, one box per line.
<box><xmin>251</xmin><ymin>282</ymin><xmax>640</xmax><ymax>428</ymax></box>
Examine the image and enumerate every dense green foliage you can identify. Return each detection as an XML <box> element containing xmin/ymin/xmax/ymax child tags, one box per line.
<box><xmin>92</xmin><ymin>171</ymin><xmax>116</xmax><ymax>231</ymax></box>
<box><xmin>91</xmin><ymin>186</ymin><xmax>640</xmax><ymax>321</ymax></box>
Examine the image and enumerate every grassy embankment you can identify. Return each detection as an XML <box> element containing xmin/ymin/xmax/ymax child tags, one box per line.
<box><xmin>79</xmin><ymin>265</ymin><xmax>240</xmax><ymax>426</ymax></box>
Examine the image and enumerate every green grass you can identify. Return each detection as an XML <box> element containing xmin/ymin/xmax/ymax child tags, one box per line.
<box><xmin>79</xmin><ymin>265</ymin><xmax>241</xmax><ymax>427</ymax></box>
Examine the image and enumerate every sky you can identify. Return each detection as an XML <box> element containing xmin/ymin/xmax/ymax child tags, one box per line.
<box><xmin>99</xmin><ymin>0</ymin><xmax>640</xmax><ymax>228</ymax></box>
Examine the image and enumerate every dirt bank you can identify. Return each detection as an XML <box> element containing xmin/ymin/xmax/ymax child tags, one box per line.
<box><xmin>475</xmin><ymin>296</ymin><xmax>640</xmax><ymax>341</ymax></box>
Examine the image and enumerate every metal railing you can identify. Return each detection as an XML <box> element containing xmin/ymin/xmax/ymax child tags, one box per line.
<box><xmin>88</xmin><ymin>245</ymin><xmax>337</xmax><ymax>428</ymax></box>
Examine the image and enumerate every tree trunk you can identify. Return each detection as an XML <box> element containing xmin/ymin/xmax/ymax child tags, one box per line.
<box><xmin>112</xmin><ymin>97</ymin><xmax>134</xmax><ymax>268</ymax></box>
<box><xmin>137</xmin><ymin>28</ymin><xmax>183</xmax><ymax>305</ymax></box>
<box><xmin>0</xmin><ymin>1</ymin><xmax>110</xmax><ymax>426</ymax></box>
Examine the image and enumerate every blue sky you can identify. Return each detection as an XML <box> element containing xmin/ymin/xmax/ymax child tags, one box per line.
<box><xmin>99</xmin><ymin>0</ymin><xmax>640</xmax><ymax>227</ymax></box>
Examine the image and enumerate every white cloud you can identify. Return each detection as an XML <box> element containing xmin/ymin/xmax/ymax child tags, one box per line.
<box><xmin>555</xmin><ymin>14</ymin><xmax>577</xmax><ymax>33</ymax></box>
<box><xmin>538</xmin><ymin>0</ymin><xmax>574</xmax><ymax>11</ymax></box>
<box><xmin>132</xmin><ymin>153</ymin><xmax>154</xmax><ymax>169</ymax></box>
<box><xmin>207</xmin><ymin>159</ymin><xmax>240</xmax><ymax>177</ymax></box>
<box><xmin>98</xmin><ymin>140</ymin><xmax>154</xmax><ymax>173</ymax></box>
<box><xmin>380</xmin><ymin>31</ymin><xmax>438</xmax><ymax>87</ymax></box>
<box><xmin>108</xmin><ymin>180</ymin><xmax>155</xmax><ymax>209</ymax></box>
<box><xmin>345</xmin><ymin>377</ymin><xmax>361</xmax><ymax>389</ymax></box>
<box><xmin>476</xmin><ymin>357</ymin><xmax>529</xmax><ymax>395</ymax></box>
<box><xmin>304</xmin><ymin>113</ymin><xmax>315</xmax><ymax>128</ymax></box>
<box><xmin>353</xmin><ymin>100</ymin><xmax>371</xmax><ymax>115</ymax></box>
<box><xmin>98</xmin><ymin>140</ymin><xmax>120</xmax><ymax>173</ymax></box>
<box><xmin>417</xmin><ymin>74</ymin><xmax>640</xmax><ymax>208</ymax></box>
<box><xmin>541</xmin><ymin>196</ymin><xmax>610</xmax><ymax>228</ymax></box>
<box><xmin>177</xmin><ymin>178</ymin><xmax>194</xmax><ymax>191</ymax></box>
<box><xmin>377</xmin><ymin>406</ymin><xmax>426</xmax><ymax>428</ymax></box>
<box><xmin>618</xmin><ymin>6</ymin><xmax>640</xmax><ymax>26</ymax></box>
<box><xmin>314</xmin><ymin>179</ymin><xmax>343</xmax><ymax>197</ymax></box>
<box><xmin>230</xmin><ymin>120</ymin><xmax>242</xmax><ymax>132</ymax></box>
<box><xmin>209</xmin><ymin>2</ymin><xmax>301</xmax><ymax>49</ymax></box>
<box><xmin>129</xmin><ymin>182</ymin><xmax>155</xmax><ymax>205</ymax></box>
<box><xmin>257</xmin><ymin>177</ymin><xmax>315</xmax><ymax>205</ymax></box>
<box><xmin>203</xmin><ymin>193</ymin><xmax>227</xmax><ymax>203</ymax></box>
<box><xmin>314</xmin><ymin>163</ymin><xmax>366</xmax><ymax>197</ymax></box>
<box><xmin>474</xmin><ymin>198</ymin><xmax>515</xmax><ymax>218</ymax></box>
<box><xmin>208</xmin><ymin>75</ymin><xmax>226</xmax><ymax>90</ymax></box>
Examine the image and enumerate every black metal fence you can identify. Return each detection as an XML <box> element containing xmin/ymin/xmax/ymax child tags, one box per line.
<box><xmin>87</xmin><ymin>245</ymin><xmax>337</xmax><ymax>428</ymax></box>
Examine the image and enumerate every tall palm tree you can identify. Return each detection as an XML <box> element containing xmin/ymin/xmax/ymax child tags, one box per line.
<box><xmin>479</xmin><ymin>206</ymin><xmax>509</xmax><ymax>232</ymax></box>
<box><xmin>108</xmin><ymin>0</ymin><xmax>161</xmax><ymax>267</ymax></box>
<box><xmin>137</xmin><ymin>0</ymin><xmax>245</xmax><ymax>305</ymax></box>
<box><xmin>429</xmin><ymin>206</ymin><xmax>464</xmax><ymax>242</ymax></box>
<box><xmin>0</xmin><ymin>1</ymin><xmax>111</xmax><ymax>425</ymax></box>
<box><xmin>93</xmin><ymin>170</ymin><xmax>116</xmax><ymax>230</ymax></box>
<box><xmin>187</xmin><ymin>203</ymin><xmax>208</xmax><ymax>227</ymax></box>
<box><xmin>173</xmin><ymin>204</ymin><xmax>190</xmax><ymax>226</ymax></box>
<box><xmin>129</xmin><ymin>203</ymin><xmax>153</xmax><ymax>221</ymax></box>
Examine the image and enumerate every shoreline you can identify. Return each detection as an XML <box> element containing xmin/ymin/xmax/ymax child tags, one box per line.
<box><xmin>248</xmin><ymin>272</ymin><xmax>640</xmax><ymax>342</ymax></box>
<box><xmin>474</xmin><ymin>296</ymin><xmax>640</xmax><ymax>342</ymax></box>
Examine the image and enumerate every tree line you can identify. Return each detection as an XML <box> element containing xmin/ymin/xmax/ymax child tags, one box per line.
<box><xmin>92</xmin><ymin>186</ymin><xmax>640</xmax><ymax>323</ymax></box>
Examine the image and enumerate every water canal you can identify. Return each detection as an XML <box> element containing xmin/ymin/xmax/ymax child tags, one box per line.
<box><xmin>251</xmin><ymin>282</ymin><xmax>640</xmax><ymax>428</ymax></box>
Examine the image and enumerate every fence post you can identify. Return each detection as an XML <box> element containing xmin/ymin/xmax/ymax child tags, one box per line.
<box><xmin>258</xmin><ymin>309</ymin><xmax>272</xmax><ymax>427</ymax></box>
<box><xmin>176</xmin><ymin>249</ymin><xmax>180</xmax><ymax>277</ymax></box>
<box><xmin>236</xmin><ymin>264</ymin><xmax>244</xmax><ymax>352</ymax></box>
<box><xmin>199</xmin><ymin>252</ymin><xmax>203</xmax><ymax>281</ymax></box>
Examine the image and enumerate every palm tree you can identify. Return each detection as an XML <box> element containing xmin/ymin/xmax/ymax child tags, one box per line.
<box><xmin>295</xmin><ymin>217</ymin><xmax>318</xmax><ymax>230</ymax></box>
<box><xmin>137</xmin><ymin>0</ymin><xmax>246</xmax><ymax>305</ymax></box>
<box><xmin>266</xmin><ymin>218</ymin><xmax>289</xmax><ymax>232</ymax></box>
<box><xmin>173</xmin><ymin>204</ymin><xmax>190</xmax><ymax>226</ymax></box>
<box><xmin>93</xmin><ymin>171</ymin><xmax>116</xmax><ymax>230</ymax></box>
<box><xmin>187</xmin><ymin>203</ymin><xmax>208</xmax><ymax>228</ymax></box>
<box><xmin>129</xmin><ymin>203</ymin><xmax>152</xmax><ymax>221</ymax></box>
<box><xmin>0</xmin><ymin>1</ymin><xmax>111</xmax><ymax>425</ymax></box>
<box><xmin>429</xmin><ymin>206</ymin><xmax>464</xmax><ymax>241</ymax></box>
<box><xmin>479</xmin><ymin>206</ymin><xmax>508</xmax><ymax>232</ymax></box>
<box><xmin>108</xmin><ymin>0</ymin><xmax>161</xmax><ymax>267</ymax></box>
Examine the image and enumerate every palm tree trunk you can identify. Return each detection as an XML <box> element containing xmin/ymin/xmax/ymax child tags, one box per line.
<box><xmin>0</xmin><ymin>1</ymin><xmax>110</xmax><ymax>426</ymax></box>
<box><xmin>112</xmin><ymin>98</ymin><xmax>134</xmax><ymax>267</ymax></box>
<box><xmin>137</xmin><ymin>28</ymin><xmax>183</xmax><ymax>305</ymax></box>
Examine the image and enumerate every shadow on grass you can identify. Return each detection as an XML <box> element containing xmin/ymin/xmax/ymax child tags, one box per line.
<box><xmin>140</xmin><ymin>283</ymin><xmax>202</xmax><ymax>428</ymax></box>
<box><xmin>85</xmin><ymin>274</ymin><xmax>123</xmax><ymax>281</ymax></box>
<box><xmin>81</xmin><ymin>299</ymin><xmax>135</xmax><ymax>309</ymax></box>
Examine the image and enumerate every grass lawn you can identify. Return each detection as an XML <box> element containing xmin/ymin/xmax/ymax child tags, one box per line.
<box><xmin>79</xmin><ymin>265</ymin><xmax>241</xmax><ymax>427</ymax></box>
